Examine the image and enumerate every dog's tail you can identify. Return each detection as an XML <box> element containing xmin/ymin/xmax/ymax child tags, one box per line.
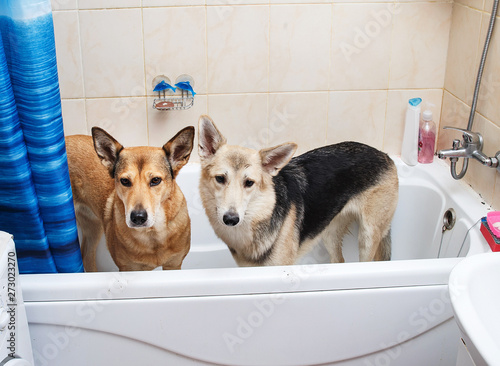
<box><xmin>379</xmin><ymin>229</ymin><xmax>392</xmax><ymax>261</ymax></box>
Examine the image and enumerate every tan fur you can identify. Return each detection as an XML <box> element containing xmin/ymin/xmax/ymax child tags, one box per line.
<box><xmin>198</xmin><ymin>115</ymin><xmax>398</xmax><ymax>266</ymax></box>
<box><xmin>66</xmin><ymin>127</ymin><xmax>194</xmax><ymax>271</ymax></box>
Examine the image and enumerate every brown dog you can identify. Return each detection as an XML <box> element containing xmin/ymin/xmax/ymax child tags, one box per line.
<box><xmin>66</xmin><ymin>127</ymin><xmax>194</xmax><ymax>271</ymax></box>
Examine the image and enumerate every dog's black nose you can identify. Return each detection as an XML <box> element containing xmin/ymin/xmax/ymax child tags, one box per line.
<box><xmin>223</xmin><ymin>211</ymin><xmax>240</xmax><ymax>226</ymax></box>
<box><xmin>131</xmin><ymin>210</ymin><xmax>148</xmax><ymax>226</ymax></box>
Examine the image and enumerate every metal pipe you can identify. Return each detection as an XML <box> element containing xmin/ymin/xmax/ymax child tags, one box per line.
<box><xmin>445</xmin><ymin>0</ymin><xmax>498</xmax><ymax>179</ymax></box>
<box><xmin>451</xmin><ymin>158</ymin><xmax>468</xmax><ymax>180</ymax></box>
<box><xmin>467</xmin><ymin>0</ymin><xmax>499</xmax><ymax>131</ymax></box>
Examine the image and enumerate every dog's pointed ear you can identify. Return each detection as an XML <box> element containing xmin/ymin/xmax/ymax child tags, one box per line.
<box><xmin>260</xmin><ymin>143</ymin><xmax>297</xmax><ymax>176</ymax></box>
<box><xmin>163</xmin><ymin>126</ymin><xmax>195</xmax><ymax>178</ymax></box>
<box><xmin>92</xmin><ymin>127</ymin><xmax>124</xmax><ymax>178</ymax></box>
<box><xmin>198</xmin><ymin>115</ymin><xmax>226</xmax><ymax>160</ymax></box>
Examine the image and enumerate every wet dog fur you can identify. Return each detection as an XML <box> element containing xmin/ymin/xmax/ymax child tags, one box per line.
<box><xmin>198</xmin><ymin>115</ymin><xmax>399</xmax><ymax>266</ymax></box>
<box><xmin>66</xmin><ymin>127</ymin><xmax>194</xmax><ymax>271</ymax></box>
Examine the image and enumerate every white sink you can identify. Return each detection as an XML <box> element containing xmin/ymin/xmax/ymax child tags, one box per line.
<box><xmin>449</xmin><ymin>252</ymin><xmax>500</xmax><ymax>366</ymax></box>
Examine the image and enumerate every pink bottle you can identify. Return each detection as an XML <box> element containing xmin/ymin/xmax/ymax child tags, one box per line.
<box><xmin>418</xmin><ymin>110</ymin><xmax>436</xmax><ymax>164</ymax></box>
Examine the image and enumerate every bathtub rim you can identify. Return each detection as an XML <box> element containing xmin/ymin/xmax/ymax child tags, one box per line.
<box><xmin>20</xmin><ymin>257</ymin><xmax>464</xmax><ymax>302</ymax></box>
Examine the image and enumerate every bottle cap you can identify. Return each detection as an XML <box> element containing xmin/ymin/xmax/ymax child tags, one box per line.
<box><xmin>422</xmin><ymin>110</ymin><xmax>433</xmax><ymax>121</ymax></box>
<box><xmin>409</xmin><ymin>98</ymin><xmax>422</xmax><ymax>107</ymax></box>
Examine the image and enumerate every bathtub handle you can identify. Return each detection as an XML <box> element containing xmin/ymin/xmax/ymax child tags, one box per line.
<box><xmin>442</xmin><ymin>127</ymin><xmax>481</xmax><ymax>145</ymax></box>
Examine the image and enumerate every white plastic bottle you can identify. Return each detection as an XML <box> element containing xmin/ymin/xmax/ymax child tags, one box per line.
<box><xmin>401</xmin><ymin>97</ymin><xmax>422</xmax><ymax>166</ymax></box>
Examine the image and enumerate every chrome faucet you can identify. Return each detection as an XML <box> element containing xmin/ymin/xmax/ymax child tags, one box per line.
<box><xmin>437</xmin><ymin>127</ymin><xmax>500</xmax><ymax>180</ymax></box>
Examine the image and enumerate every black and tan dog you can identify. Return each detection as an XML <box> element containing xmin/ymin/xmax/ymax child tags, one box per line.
<box><xmin>66</xmin><ymin>127</ymin><xmax>194</xmax><ymax>271</ymax></box>
<box><xmin>198</xmin><ymin>115</ymin><xmax>398</xmax><ymax>266</ymax></box>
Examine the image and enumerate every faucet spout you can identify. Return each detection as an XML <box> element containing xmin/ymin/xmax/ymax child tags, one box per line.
<box><xmin>437</xmin><ymin>148</ymin><xmax>468</xmax><ymax>159</ymax></box>
<box><xmin>437</xmin><ymin>137</ymin><xmax>467</xmax><ymax>160</ymax></box>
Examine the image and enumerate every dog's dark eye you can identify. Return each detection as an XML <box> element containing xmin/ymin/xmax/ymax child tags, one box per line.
<box><xmin>244</xmin><ymin>179</ymin><xmax>254</xmax><ymax>188</ymax></box>
<box><xmin>150</xmin><ymin>177</ymin><xmax>162</xmax><ymax>187</ymax></box>
<box><xmin>120</xmin><ymin>178</ymin><xmax>131</xmax><ymax>187</ymax></box>
<box><xmin>215</xmin><ymin>175</ymin><xmax>225</xmax><ymax>184</ymax></box>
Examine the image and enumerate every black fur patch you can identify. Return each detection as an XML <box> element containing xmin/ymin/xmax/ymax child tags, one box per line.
<box><xmin>270</xmin><ymin>142</ymin><xmax>393</xmax><ymax>244</ymax></box>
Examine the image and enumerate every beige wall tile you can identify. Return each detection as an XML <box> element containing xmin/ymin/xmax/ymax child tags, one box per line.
<box><xmin>330</xmin><ymin>3</ymin><xmax>393</xmax><ymax>91</ymax></box>
<box><xmin>148</xmin><ymin>95</ymin><xmax>208</xmax><ymax>163</ymax></box>
<box><xmin>143</xmin><ymin>7</ymin><xmax>206</xmax><ymax>96</ymax></box>
<box><xmin>390</xmin><ymin>3</ymin><xmax>451</xmax><ymax>89</ymax></box>
<box><xmin>207</xmin><ymin>94</ymin><xmax>268</xmax><ymax>149</ymax></box>
<box><xmin>493</xmin><ymin>172</ymin><xmax>500</xmax><ymax>209</ymax></box>
<box><xmin>271</xmin><ymin>0</ymin><xmax>330</xmax><ymax>3</ymax></box>
<box><xmin>396</xmin><ymin>0</ymin><xmax>454</xmax><ymax>2</ymax></box>
<box><xmin>61</xmin><ymin>99</ymin><xmax>87</xmax><ymax>136</ymax></box>
<box><xmin>50</xmin><ymin>0</ymin><xmax>498</xmax><ymax>206</ymax></box>
<box><xmin>476</xmin><ymin>12</ymin><xmax>500</xmax><ymax>128</ymax></box>
<box><xmin>327</xmin><ymin>90</ymin><xmax>387</xmax><ymax>150</ymax></box>
<box><xmin>79</xmin><ymin>9</ymin><xmax>145</xmax><ymax>98</ymax></box>
<box><xmin>444</xmin><ymin>4</ymin><xmax>482</xmax><ymax>105</ymax></box>
<box><xmin>53</xmin><ymin>11</ymin><xmax>84</xmax><ymax>99</ymax></box>
<box><xmin>208</xmin><ymin>0</ymin><xmax>268</xmax><ymax>4</ymax></box>
<box><xmin>436</xmin><ymin>91</ymin><xmax>471</xmax><ymax>153</ymax></box>
<box><xmin>78</xmin><ymin>0</ymin><xmax>141</xmax><ymax>9</ymax></box>
<box><xmin>144</xmin><ymin>0</ymin><xmax>205</xmax><ymax>5</ymax></box>
<box><xmin>85</xmin><ymin>97</ymin><xmax>149</xmax><ymax>147</ymax></box>
<box><xmin>463</xmin><ymin>113</ymin><xmax>498</xmax><ymax>204</ymax></box>
<box><xmin>207</xmin><ymin>6</ymin><xmax>269</xmax><ymax>93</ymax></box>
<box><xmin>51</xmin><ymin>0</ymin><xmax>77</xmax><ymax>10</ymax></box>
<box><xmin>269</xmin><ymin>5</ymin><xmax>331</xmax><ymax>92</ymax></box>
<box><xmin>333</xmin><ymin>0</ymin><xmax>428</xmax><ymax>2</ymax></box>
<box><xmin>384</xmin><ymin>89</ymin><xmax>443</xmax><ymax>156</ymax></box>
<box><xmin>454</xmin><ymin>0</ymin><xmax>484</xmax><ymax>10</ymax></box>
<box><xmin>484</xmin><ymin>0</ymin><xmax>495</xmax><ymax>12</ymax></box>
<box><xmin>268</xmin><ymin>92</ymin><xmax>328</xmax><ymax>155</ymax></box>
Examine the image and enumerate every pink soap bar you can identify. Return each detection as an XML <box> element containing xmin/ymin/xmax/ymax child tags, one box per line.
<box><xmin>486</xmin><ymin>211</ymin><xmax>500</xmax><ymax>238</ymax></box>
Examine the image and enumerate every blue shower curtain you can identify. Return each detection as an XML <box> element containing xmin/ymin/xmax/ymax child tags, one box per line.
<box><xmin>0</xmin><ymin>0</ymin><xmax>83</xmax><ymax>273</ymax></box>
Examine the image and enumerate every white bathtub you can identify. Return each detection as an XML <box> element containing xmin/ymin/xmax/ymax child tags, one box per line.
<box><xmin>20</xmin><ymin>157</ymin><xmax>492</xmax><ymax>366</ymax></box>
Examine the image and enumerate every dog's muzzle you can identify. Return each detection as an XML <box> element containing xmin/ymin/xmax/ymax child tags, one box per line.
<box><xmin>223</xmin><ymin>210</ymin><xmax>240</xmax><ymax>226</ymax></box>
<box><xmin>130</xmin><ymin>209</ymin><xmax>148</xmax><ymax>227</ymax></box>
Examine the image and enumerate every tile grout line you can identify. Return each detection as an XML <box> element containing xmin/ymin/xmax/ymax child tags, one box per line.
<box><xmin>75</xmin><ymin>1</ymin><xmax>90</xmax><ymax>134</ymax></box>
<box><xmin>325</xmin><ymin>2</ymin><xmax>334</xmax><ymax>145</ymax></box>
<box><xmin>205</xmin><ymin>3</ymin><xmax>210</xmax><ymax>116</ymax></box>
<box><xmin>267</xmin><ymin>1</ymin><xmax>271</xmax><ymax>146</ymax></box>
<box><xmin>140</xmin><ymin>0</ymin><xmax>151</xmax><ymax>145</ymax></box>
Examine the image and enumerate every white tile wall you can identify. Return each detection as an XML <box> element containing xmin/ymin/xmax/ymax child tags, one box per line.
<box><xmin>268</xmin><ymin>92</ymin><xmax>328</xmax><ymax>155</ymax></box>
<box><xmin>207</xmin><ymin>6</ymin><xmax>269</xmax><ymax>93</ymax></box>
<box><xmin>389</xmin><ymin>3</ymin><xmax>452</xmax><ymax>89</ymax></box>
<box><xmin>327</xmin><ymin>90</ymin><xmax>387</xmax><ymax>149</ymax></box>
<box><xmin>269</xmin><ymin>5</ymin><xmax>331</xmax><ymax>92</ymax></box>
<box><xmin>61</xmin><ymin>99</ymin><xmax>87</xmax><ymax>135</ymax></box>
<box><xmin>85</xmin><ymin>97</ymin><xmax>149</xmax><ymax>146</ymax></box>
<box><xmin>207</xmin><ymin>93</ymin><xmax>269</xmax><ymax>148</ymax></box>
<box><xmin>78</xmin><ymin>0</ymin><xmax>141</xmax><ymax>9</ymax></box>
<box><xmin>441</xmin><ymin>2</ymin><xmax>500</xmax><ymax>208</ymax></box>
<box><xmin>79</xmin><ymin>9</ymin><xmax>145</xmax><ymax>98</ymax></box>
<box><xmin>53</xmin><ymin>11</ymin><xmax>84</xmax><ymax>99</ymax></box>
<box><xmin>330</xmin><ymin>3</ymin><xmax>392</xmax><ymax>90</ymax></box>
<box><xmin>51</xmin><ymin>0</ymin><xmax>500</xmax><ymax>207</ymax></box>
<box><xmin>444</xmin><ymin>4</ymin><xmax>482</xmax><ymax>105</ymax></box>
<box><xmin>143</xmin><ymin>7</ymin><xmax>207</xmax><ymax>95</ymax></box>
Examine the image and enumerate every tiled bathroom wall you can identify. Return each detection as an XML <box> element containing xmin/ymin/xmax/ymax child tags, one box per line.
<box><xmin>439</xmin><ymin>0</ymin><xmax>500</xmax><ymax>209</ymax></box>
<box><xmin>51</xmin><ymin>0</ymin><xmax>499</xmax><ymax>209</ymax></box>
